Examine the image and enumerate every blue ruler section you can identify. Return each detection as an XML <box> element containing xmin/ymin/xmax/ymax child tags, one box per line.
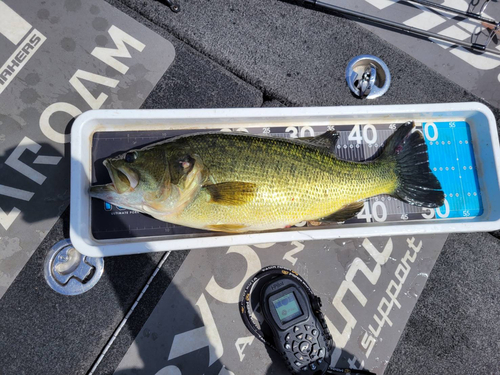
<box><xmin>423</xmin><ymin>121</ymin><xmax>482</xmax><ymax>219</ymax></box>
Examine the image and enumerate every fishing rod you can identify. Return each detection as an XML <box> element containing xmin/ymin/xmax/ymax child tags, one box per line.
<box><xmin>295</xmin><ymin>0</ymin><xmax>500</xmax><ymax>56</ymax></box>
<box><xmin>406</xmin><ymin>0</ymin><xmax>497</xmax><ymax>26</ymax></box>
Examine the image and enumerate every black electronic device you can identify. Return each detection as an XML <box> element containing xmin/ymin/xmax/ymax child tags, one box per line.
<box><xmin>260</xmin><ymin>276</ymin><xmax>330</xmax><ymax>374</ymax></box>
<box><xmin>239</xmin><ymin>265</ymin><xmax>376</xmax><ymax>375</ymax></box>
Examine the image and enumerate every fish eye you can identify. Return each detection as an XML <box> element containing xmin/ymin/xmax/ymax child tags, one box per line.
<box><xmin>125</xmin><ymin>152</ymin><xmax>138</xmax><ymax>163</ymax></box>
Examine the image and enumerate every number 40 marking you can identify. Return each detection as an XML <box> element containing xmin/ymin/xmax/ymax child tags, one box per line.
<box><xmin>357</xmin><ymin>201</ymin><xmax>387</xmax><ymax>222</ymax></box>
<box><xmin>348</xmin><ymin>124</ymin><xmax>377</xmax><ymax>145</ymax></box>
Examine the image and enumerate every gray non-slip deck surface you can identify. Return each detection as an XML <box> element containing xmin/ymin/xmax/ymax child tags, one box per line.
<box><xmin>0</xmin><ymin>0</ymin><xmax>499</xmax><ymax>373</ymax></box>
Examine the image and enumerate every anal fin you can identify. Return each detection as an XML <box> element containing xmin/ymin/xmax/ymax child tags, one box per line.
<box><xmin>319</xmin><ymin>201</ymin><xmax>365</xmax><ymax>223</ymax></box>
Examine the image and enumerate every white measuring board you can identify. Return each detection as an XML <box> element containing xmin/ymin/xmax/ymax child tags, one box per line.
<box><xmin>89</xmin><ymin>121</ymin><xmax>481</xmax><ymax>240</ymax></box>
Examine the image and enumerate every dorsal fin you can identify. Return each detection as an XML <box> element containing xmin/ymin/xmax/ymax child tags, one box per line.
<box><xmin>300</xmin><ymin>131</ymin><xmax>339</xmax><ymax>152</ymax></box>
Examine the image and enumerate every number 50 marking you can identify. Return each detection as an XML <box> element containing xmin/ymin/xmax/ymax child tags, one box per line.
<box><xmin>422</xmin><ymin>199</ymin><xmax>450</xmax><ymax>219</ymax></box>
<box><xmin>424</xmin><ymin>123</ymin><xmax>438</xmax><ymax>141</ymax></box>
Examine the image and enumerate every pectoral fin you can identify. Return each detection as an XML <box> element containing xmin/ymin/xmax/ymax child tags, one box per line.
<box><xmin>204</xmin><ymin>182</ymin><xmax>257</xmax><ymax>205</ymax></box>
<box><xmin>319</xmin><ymin>201</ymin><xmax>365</xmax><ymax>223</ymax></box>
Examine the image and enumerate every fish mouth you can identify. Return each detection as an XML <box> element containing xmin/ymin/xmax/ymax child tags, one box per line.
<box><xmin>107</xmin><ymin>160</ymin><xmax>139</xmax><ymax>193</ymax></box>
<box><xmin>89</xmin><ymin>183</ymin><xmax>116</xmax><ymax>196</ymax></box>
<box><xmin>90</xmin><ymin>160</ymin><xmax>139</xmax><ymax>196</ymax></box>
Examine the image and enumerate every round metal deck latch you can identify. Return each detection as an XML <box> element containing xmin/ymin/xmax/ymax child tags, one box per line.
<box><xmin>346</xmin><ymin>55</ymin><xmax>391</xmax><ymax>99</ymax></box>
<box><xmin>44</xmin><ymin>239</ymin><xmax>104</xmax><ymax>295</ymax></box>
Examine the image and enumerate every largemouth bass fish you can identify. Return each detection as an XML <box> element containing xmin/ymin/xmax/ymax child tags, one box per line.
<box><xmin>90</xmin><ymin>122</ymin><xmax>444</xmax><ymax>232</ymax></box>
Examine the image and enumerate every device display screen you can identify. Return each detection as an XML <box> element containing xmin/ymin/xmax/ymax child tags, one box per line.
<box><xmin>271</xmin><ymin>292</ymin><xmax>303</xmax><ymax>323</ymax></box>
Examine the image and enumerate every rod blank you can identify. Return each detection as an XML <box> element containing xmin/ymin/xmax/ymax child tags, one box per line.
<box><xmin>302</xmin><ymin>0</ymin><xmax>500</xmax><ymax>57</ymax></box>
<box><xmin>406</xmin><ymin>0</ymin><xmax>497</xmax><ymax>25</ymax></box>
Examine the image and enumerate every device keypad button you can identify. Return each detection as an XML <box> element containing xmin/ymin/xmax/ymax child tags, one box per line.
<box><xmin>312</xmin><ymin>329</ymin><xmax>318</xmax><ymax>336</ymax></box>
<box><xmin>296</xmin><ymin>333</ymin><xmax>304</xmax><ymax>340</ymax></box>
<box><xmin>284</xmin><ymin>342</ymin><xmax>291</xmax><ymax>351</ymax></box>
<box><xmin>285</xmin><ymin>333</ymin><xmax>291</xmax><ymax>341</ymax></box>
<box><xmin>305</xmin><ymin>334</ymin><xmax>313</xmax><ymax>343</ymax></box>
<box><xmin>310</xmin><ymin>344</ymin><xmax>318</xmax><ymax>358</ymax></box>
<box><xmin>304</xmin><ymin>324</ymin><xmax>311</xmax><ymax>331</ymax></box>
<box><xmin>294</xmin><ymin>361</ymin><xmax>302</xmax><ymax>367</ymax></box>
<box><xmin>294</xmin><ymin>353</ymin><xmax>305</xmax><ymax>361</ymax></box>
<box><xmin>293</xmin><ymin>326</ymin><xmax>300</xmax><ymax>333</ymax></box>
<box><xmin>309</xmin><ymin>363</ymin><xmax>317</xmax><ymax>371</ymax></box>
<box><xmin>299</xmin><ymin>341</ymin><xmax>310</xmax><ymax>354</ymax></box>
<box><xmin>301</xmin><ymin>366</ymin><xmax>308</xmax><ymax>371</ymax></box>
<box><xmin>318</xmin><ymin>348</ymin><xmax>325</xmax><ymax>358</ymax></box>
<box><xmin>292</xmin><ymin>341</ymin><xmax>299</xmax><ymax>351</ymax></box>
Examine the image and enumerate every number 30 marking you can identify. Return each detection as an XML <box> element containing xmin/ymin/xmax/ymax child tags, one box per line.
<box><xmin>285</xmin><ymin>126</ymin><xmax>315</xmax><ymax>138</ymax></box>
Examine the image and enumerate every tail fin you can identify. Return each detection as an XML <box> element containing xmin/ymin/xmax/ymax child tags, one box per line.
<box><xmin>382</xmin><ymin>122</ymin><xmax>444</xmax><ymax>208</ymax></box>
